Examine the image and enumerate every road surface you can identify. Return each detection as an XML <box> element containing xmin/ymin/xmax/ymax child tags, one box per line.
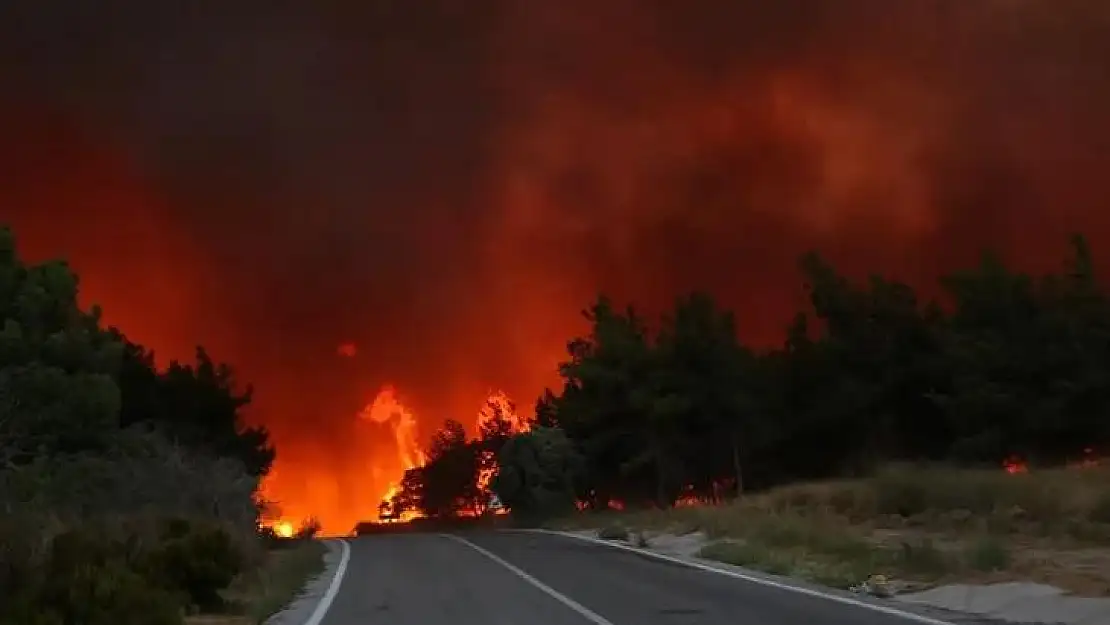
<box><xmin>319</xmin><ymin>530</ymin><xmax>950</xmax><ymax>625</ymax></box>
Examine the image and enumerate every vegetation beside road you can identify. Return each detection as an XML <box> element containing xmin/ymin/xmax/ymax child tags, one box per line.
<box><xmin>369</xmin><ymin>233</ymin><xmax>1110</xmax><ymax>597</ymax></box>
<box><xmin>0</xmin><ymin>225</ymin><xmax>321</xmax><ymax>624</ymax></box>
<box><xmin>555</xmin><ymin>466</ymin><xmax>1110</xmax><ymax>595</ymax></box>
<box><xmin>187</xmin><ymin>538</ymin><xmax>327</xmax><ymax>625</ymax></box>
<box><xmin>389</xmin><ymin>235</ymin><xmax>1110</xmax><ymax>534</ymax></box>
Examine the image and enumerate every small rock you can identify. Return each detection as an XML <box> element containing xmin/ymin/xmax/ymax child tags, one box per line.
<box><xmin>852</xmin><ymin>574</ymin><xmax>895</xmax><ymax>598</ymax></box>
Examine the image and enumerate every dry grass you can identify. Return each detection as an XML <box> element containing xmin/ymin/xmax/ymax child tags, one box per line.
<box><xmin>187</xmin><ymin>539</ymin><xmax>327</xmax><ymax>625</ymax></box>
<box><xmin>553</xmin><ymin>466</ymin><xmax>1110</xmax><ymax>595</ymax></box>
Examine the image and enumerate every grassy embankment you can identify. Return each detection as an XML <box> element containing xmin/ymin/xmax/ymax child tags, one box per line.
<box><xmin>552</xmin><ymin>466</ymin><xmax>1110</xmax><ymax>595</ymax></box>
<box><xmin>186</xmin><ymin>538</ymin><xmax>327</xmax><ymax>625</ymax></box>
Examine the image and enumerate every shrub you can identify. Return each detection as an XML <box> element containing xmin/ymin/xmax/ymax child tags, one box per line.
<box><xmin>886</xmin><ymin>538</ymin><xmax>953</xmax><ymax>576</ymax></box>
<box><xmin>965</xmin><ymin>536</ymin><xmax>1013</xmax><ymax>571</ymax></box>
<box><xmin>36</xmin><ymin>559</ymin><xmax>182</xmax><ymax>625</ymax></box>
<box><xmin>296</xmin><ymin>517</ymin><xmax>323</xmax><ymax>540</ymax></box>
<box><xmin>1088</xmin><ymin>491</ymin><xmax>1110</xmax><ymax>524</ymax></box>
<box><xmin>140</xmin><ymin>518</ymin><xmax>246</xmax><ymax>611</ymax></box>
<box><xmin>0</xmin><ymin>525</ymin><xmax>184</xmax><ymax>625</ymax></box>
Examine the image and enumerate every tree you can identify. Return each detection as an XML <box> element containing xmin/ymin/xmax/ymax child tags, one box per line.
<box><xmin>653</xmin><ymin>292</ymin><xmax>759</xmax><ymax>499</ymax></box>
<box><xmin>492</xmin><ymin>426</ymin><xmax>585</xmax><ymax>521</ymax></box>
<box><xmin>390</xmin><ymin>467</ymin><xmax>426</xmax><ymax>518</ymax></box>
<box><xmin>419</xmin><ymin>420</ymin><xmax>481</xmax><ymax>517</ymax></box>
<box><xmin>934</xmin><ymin>236</ymin><xmax>1110</xmax><ymax>464</ymax></box>
<box><xmin>532</xmin><ymin>390</ymin><xmax>560</xmax><ymax>428</ymax></box>
<box><xmin>0</xmin><ymin>227</ymin><xmax>123</xmax><ymax>466</ymax></box>
<box><xmin>0</xmin><ymin>224</ymin><xmax>268</xmax><ymax>622</ymax></box>
<box><xmin>526</xmin><ymin>234</ymin><xmax>1110</xmax><ymax>516</ymax></box>
<box><xmin>555</xmin><ymin>296</ymin><xmax>658</xmax><ymax>508</ymax></box>
<box><xmin>117</xmin><ymin>345</ymin><xmax>274</xmax><ymax>477</ymax></box>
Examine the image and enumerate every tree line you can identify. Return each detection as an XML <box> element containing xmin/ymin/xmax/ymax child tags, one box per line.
<box><xmin>0</xmin><ymin>225</ymin><xmax>279</xmax><ymax>624</ymax></box>
<box><xmin>392</xmin><ymin>235</ymin><xmax>1110</xmax><ymax>521</ymax></box>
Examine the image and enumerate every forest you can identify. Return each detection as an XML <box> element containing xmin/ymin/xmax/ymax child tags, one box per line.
<box><xmin>5</xmin><ymin>218</ymin><xmax>1109</xmax><ymax>621</ymax></box>
<box><xmin>0</xmin><ymin>226</ymin><xmax>301</xmax><ymax>625</ymax></box>
<box><xmin>391</xmin><ymin>235</ymin><xmax>1110</xmax><ymax>521</ymax></box>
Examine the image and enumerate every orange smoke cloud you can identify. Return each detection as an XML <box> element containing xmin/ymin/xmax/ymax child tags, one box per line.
<box><xmin>4</xmin><ymin>1</ymin><xmax>1110</xmax><ymax>533</ymax></box>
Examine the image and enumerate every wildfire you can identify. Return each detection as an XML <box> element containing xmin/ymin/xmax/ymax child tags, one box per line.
<box><xmin>1002</xmin><ymin>448</ymin><xmax>1104</xmax><ymax>474</ymax></box>
<box><xmin>1003</xmin><ymin>455</ymin><xmax>1028</xmax><ymax>474</ymax></box>
<box><xmin>259</xmin><ymin>385</ymin><xmax>534</xmax><ymax>533</ymax></box>
<box><xmin>475</xmin><ymin>389</ymin><xmax>531</xmax><ymax>494</ymax></box>
<box><xmin>476</xmin><ymin>389</ymin><xmax>531</xmax><ymax>435</ymax></box>
<box><xmin>357</xmin><ymin>385</ymin><xmax>428</xmax><ymax>519</ymax></box>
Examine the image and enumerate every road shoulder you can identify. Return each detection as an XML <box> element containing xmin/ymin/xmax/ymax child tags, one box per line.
<box><xmin>263</xmin><ymin>539</ymin><xmax>348</xmax><ymax>625</ymax></box>
<box><xmin>529</xmin><ymin>529</ymin><xmax>1110</xmax><ymax>625</ymax></box>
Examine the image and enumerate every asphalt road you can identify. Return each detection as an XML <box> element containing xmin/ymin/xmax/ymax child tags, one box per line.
<box><xmin>319</xmin><ymin>530</ymin><xmax>950</xmax><ymax>625</ymax></box>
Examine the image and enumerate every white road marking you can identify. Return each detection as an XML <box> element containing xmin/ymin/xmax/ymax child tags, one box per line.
<box><xmin>442</xmin><ymin>533</ymin><xmax>617</xmax><ymax>625</ymax></box>
<box><xmin>518</xmin><ymin>529</ymin><xmax>956</xmax><ymax>625</ymax></box>
<box><xmin>302</xmin><ymin>538</ymin><xmax>351</xmax><ymax>625</ymax></box>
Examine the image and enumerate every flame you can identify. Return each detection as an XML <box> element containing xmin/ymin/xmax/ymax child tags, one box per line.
<box><xmin>475</xmin><ymin>389</ymin><xmax>531</xmax><ymax>435</ymax></box>
<box><xmin>358</xmin><ymin>386</ymin><xmax>428</xmax><ymax>507</ymax></box>
<box><xmin>273</xmin><ymin>521</ymin><xmax>295</xmax><ymax>538</ymax></box>
<box><xmin>475</xmin><ymin>390</ymin><xmax>531</xmax><ymax>496</ymax></box>
<box><xmin>1002</xmin><ymin>448</ymin><xmax>1105</xmax><ymax>474</ymax></box>
<box><xmin>337</xmin><ymin>342</ymin><xmax>357</xmax><ymax>357</ymax></box>
<box><xmin>251</xmin><ymin>386</ymin><xmax>539</xmax><ymax>532</ymax></box>
<box><xmin>258</xmin><ymin>385</ymin><xmax>429</xmax><ymax>535</ymax></box>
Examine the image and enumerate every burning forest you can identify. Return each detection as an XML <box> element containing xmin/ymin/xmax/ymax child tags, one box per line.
<box><xmin>3</xmin><ymin>1</ymin><xmax>1110</xmax><ymax>535</ymax></box>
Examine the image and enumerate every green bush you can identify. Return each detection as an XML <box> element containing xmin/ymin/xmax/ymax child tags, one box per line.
<box><xmin>965</xmin><ymin>536</ymin><xmax>1013</xmax><ymax>571</ymax></box>
<box><xmin>36</xmin><ymin>559</ymin><xmax>182</xmax><ymax>625</ymax></box>
<box><xmin>140</xmin><ymin>518</ymin><xmax>246</xmax><ymax>611</ymax></box>
<box><xmin>0</xmin><ymin>517</ymin><xmax>250</xmax><ymax>623</ymax></box>
<box><xmin>0</xmin><ymin>525</ymin><xmax>183</xmax><ymax>625</ymax></box>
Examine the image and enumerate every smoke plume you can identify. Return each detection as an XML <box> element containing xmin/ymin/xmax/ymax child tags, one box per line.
<box><xmin>2</xmin><ymin>0</ymin><xmax>1108</xmax><ymax>530</ymax></box>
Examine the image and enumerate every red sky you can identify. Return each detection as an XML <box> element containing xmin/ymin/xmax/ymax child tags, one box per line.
<box><xmin>2</xmin><ymin>0</ymin><xmax>1108</xmax><ymax>531</ymax></box>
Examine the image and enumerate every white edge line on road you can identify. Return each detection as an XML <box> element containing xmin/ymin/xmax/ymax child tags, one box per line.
<box><xmin>442</xmin><ymin>533</ymin><xmax>617</xmax><ymax>625</ymax></box>
<box><xmin>302</xmin><ymin>538</ymin><xmax>351</xmax><ymax>625</ymax></box>
<box><xmin>518</xmin><ymin>529</ymin><xmax>956</xmax><ymax>625</ymax></box>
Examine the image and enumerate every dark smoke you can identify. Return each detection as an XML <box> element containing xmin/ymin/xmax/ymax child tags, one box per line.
<box><xmin>2</xmin><ymin>0</ymin><xmax>1109</xmax><ymax>522</ymax></box>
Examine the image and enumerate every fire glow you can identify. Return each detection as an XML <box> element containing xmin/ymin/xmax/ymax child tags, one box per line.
<box><xmin>260</xmin><ymin>385</ymin><xmax>530</xmax><ymax>535</ymax></box>
<box><xmin>5</xmin><ymin>0</ymin><xmax>1110</xmax><ymax>544</ymax></box>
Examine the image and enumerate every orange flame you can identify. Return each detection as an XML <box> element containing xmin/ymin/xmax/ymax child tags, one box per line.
<box><xmin>273</xmin><ymin>521</ymin><xmax>294</xmax><ymax>538</ymax></box>
<box><xmin>475</xmin><ymin>390</ymin><xmax>530</xmax><ymax>496</ymax></box>
<box><xmin>358</xmin><ymin>385</ymin><xmax>428</xmax><ymax>505</ymax></box>
<box><xmin>475</xmin><ymin>389</ymin><xmax>531</xmax><ymax>435</ymax></box>
<box><xmin>259</xmin><ymin>385</ymin><xmax>428</xmax><ymax>535</ymax></box>
<box><xmin>260</xmin><ymin>386</ymin><xmax>533</xmax><ymax>532</ymax></box>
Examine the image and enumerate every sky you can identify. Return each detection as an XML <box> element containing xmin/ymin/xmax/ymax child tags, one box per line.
<box><xmin>2</xmin><ymin>0</ymin><xmax>1109</xmax><ymax>531</ymax></box>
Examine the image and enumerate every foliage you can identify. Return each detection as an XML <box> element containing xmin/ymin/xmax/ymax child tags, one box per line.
<box><xmin>139</xmin><ymin>518</ymin><xmax>247</xmax><ymax>611</ymax></box>
<box><xmin>393</xmin><ymin>420</ymin><xmax>483</xmax><ymax>518</ymax></box>
<box><xmin>390</xmin><ymin>398</ymin><xmax>528</xmax><ymax>519</ymax></box>
<box><xmin>491</xmin><ymin>426</ymin><xmax>585</xmax><ymax>520</ymax></box>
<box><xmin>0</xmin><ymin>225</ymin><xmax>275</xmax><ymax>623</ymax></box>
<box><xmin>1</xmin><ymin>520</ymin><xmax>242</xmax><ymax>625</ymax></box>
<box><xmin>534</xmin><ymin>235</ymin><xmax>1110</xmax><ymax>509</ymax></box>
<box><xmin>389</xmin><ymin>234</ymin><xmax>1110</xmax><ymax>521</ymax></box>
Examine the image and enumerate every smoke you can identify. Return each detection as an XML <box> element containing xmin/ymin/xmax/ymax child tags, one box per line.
<box><xmin>2</xmin><ymin>0</ymin><xmax>1109</xmax><ymax>529</ymax></box>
